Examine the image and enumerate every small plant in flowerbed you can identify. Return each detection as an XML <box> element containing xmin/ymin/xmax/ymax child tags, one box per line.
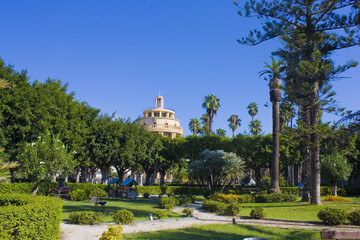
<box><xmin>348</xmin><ymin>210</ymin><xmax>360</xmax><ymax>225</ymax></box>
<box><xmin>155</xmin><ymin>210</ymin><xmax>168</xmax><ymax>219</ymax></box>
<box><xmin>317</xmin><ymin>207</ymin><xmax>348</xmax><ymax>225</ymax></box>
<box><xmin>69</xmin><ymin>211</ymin><xmax>104</xmax><ymax>225</ymax></box>
<box><xmin>182</xmin><ymin>208</ymin><xmax>194</xmax><ymax>217</ymax></box>
<box><xmin>159</xmin><ymin>196</ymin><xmax>179</xmax><ymax>210</ymax></box>
<box><xmin>250</xmin><ymin>206</ymin><xmax>266</xmax><ymax>219</ymax></box>
<box><xmin>113</xmin><ymin>209</ymin><xmax>134</xmax><ymax>225</ymax></box>
<box><xmin>100</xmin><ymin>224</ymin><xmax>123</xmax><ymax>240</ymax></box>
<box><xmin>324</xmin><ymin>195</ymin><xmax>350</xmax><ymax>202</ymax></box>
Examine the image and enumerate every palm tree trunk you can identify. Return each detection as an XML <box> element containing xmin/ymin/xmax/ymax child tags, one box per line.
<box><xmin>270</xmin><ymin>100</ymin><xmax>281</xmax><ymax>193</ymax></box>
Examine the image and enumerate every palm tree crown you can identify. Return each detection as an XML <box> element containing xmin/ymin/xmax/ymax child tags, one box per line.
<box><xmin>228</xmin><ymin>115</ymin><xmax>241</xmax><ymax>137</ymax></box>
<box><xmin>202</xmin><ymin>94</ymin><xmax>220</xmax><ymax>133</ymax></box>
<box><xmin>247</xmin><ymin>102</ymin><xmax>258</xmax><ymax>121</ymax></box>
<box><xmin>249</xmin><ymin>120</ymin><xmax>262</xmax><ymax>136</ymax></box>
<box><xmin>188</xmin><ymin>118</ymin><xmax>201</xmax><ymax>135</ymax></box>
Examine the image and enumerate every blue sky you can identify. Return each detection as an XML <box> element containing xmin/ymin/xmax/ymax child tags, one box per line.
<box><xmin>1</xmin><ymin>1</ymin><xmax>359</xmax><ymax>137</ymax></box>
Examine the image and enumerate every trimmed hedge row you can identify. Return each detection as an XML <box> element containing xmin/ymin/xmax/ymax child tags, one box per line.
<box><xmin>0</xmin><ymin>194</ymin><xmax>63</xmax><ymax>239</ymax></box>
<box><xmin>0</xmin><ymin>182</ymin><xmax>109</xmax><ymax>196</ymax></box>
<box><xmin>137</xmin><ymin>186</ymin><xmax>201</xmax><ymax>195</ymax></box>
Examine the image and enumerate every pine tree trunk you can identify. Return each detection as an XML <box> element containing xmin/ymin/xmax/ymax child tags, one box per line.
<box><xmin>333</xmin><ymin>185</ymin><xmax>338</xmax><ymax>196</ymax></box>
<box><xmin>64</xmin><ymin>175</ymin><xmax>68</xmax><ymax>183</ymax></box>
<box><xmin>289</xmin><ymin>164</ymin><xmax>294</xmax><ymax>186</ymax></box>
<box><xmin>76</xmin><ymin>170</ymin><xmax>81</xmax><ymax>183</ymax></box>
<box><xmin>159</xmin><ymin>171</ymin><xmax>165</xmax><ymax>186</ymax></box>
<box><xmin>255</xmin><ymin>168</ymin><xmax>262</xmax><ymax>187</ymax></box>
<box><xmin>51</xmin><ymin>173</ymin><xmax>57</xmax><ymax>183</ymax></box>
<box><xmin>310</xmin><ymin>85</ymin><xmax>322</xmax><ymax>205</ymax></box>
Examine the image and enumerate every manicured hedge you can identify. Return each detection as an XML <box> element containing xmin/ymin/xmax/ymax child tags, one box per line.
<box><xmin>0</xmin><ymin>194</ymin><xmax>63</xmax><ymax>239</ymax></box>
<box><xmin>137</xmin><ymin>186</ymin><xmax>201</xmax><ymax>196</ymax></box>
<box><xmin>0</xmin><ymin>182</ymin><xmax>109</xmax><ymax>196</ymax></box>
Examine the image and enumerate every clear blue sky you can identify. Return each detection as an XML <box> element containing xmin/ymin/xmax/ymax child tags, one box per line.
<box><xmin>1</xmin><ymin>1</ymin><xmax>359</xmax><ymax>137</ymax></box>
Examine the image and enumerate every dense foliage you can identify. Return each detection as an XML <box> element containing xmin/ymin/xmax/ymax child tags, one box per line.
<box><xmin>0</xmin><ymin>194</ymin><xmax>63</xmax><ymax>239</ymax></box>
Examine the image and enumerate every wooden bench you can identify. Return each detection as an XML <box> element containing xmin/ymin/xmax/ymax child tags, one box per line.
<box><xmin>321</xmin><ymin>230</ymin><xmax>360</xmax><ymax>239</ymax></box>
<box><xmin>51</xmin><ymin>187</ymin><xmax>72</xmax><ymax>197</ymax></box>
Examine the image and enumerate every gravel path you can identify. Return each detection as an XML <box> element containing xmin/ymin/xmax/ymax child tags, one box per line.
<box><xmin>60</xmin><ymin>203</ymin><xmax>360</xmax><ymax>240</ymax></box>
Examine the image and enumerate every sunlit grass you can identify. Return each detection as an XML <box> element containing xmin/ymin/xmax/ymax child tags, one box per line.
<box><xmin>62</xmin><ymin>197</ymin><xmax>182</xmax><ymax>222</ymax></box>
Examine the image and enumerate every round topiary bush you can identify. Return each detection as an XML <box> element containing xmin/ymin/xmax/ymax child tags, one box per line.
<box><xmin>182</xmin><ymin>208</ymin><xmax>194</xmax><ymax>217</ymax></box>
<box><xmin>159</xmin><ymin>196</ymin><xmax>178</xmax><ymax>210</ymax></box>
<box><xmin>250</xmin><ymin>206</ymin><xmax>266</xmax><ymax>219</ymax></box>
<box><xmin>99</xmin><ymin>224</ymin><xmax>123</xmax><ymax>240</ymax></box>
<box><xmin>89</xmin><ymin>188</ymin><xmax>108</xmax><ymax>198</ymax></box>
<box><xmin>69</xmin><ymin>211</ymin><xmax>104</xmax><ymax>225</ymax></box>
<box><xmin>155</xmin><ymin>210</ymin><xmax>168</xmax><ymax>219</ymax></box>
<box><xmin>348</xmin><ymin>210</ymin><xmax>360</xmax><ymax>225</ymax></box>
<box><xmin>317</xmin><ymin>207</ymin><xmax>348</xmax><ymax>225</ymax></box>
<box><xmin>224</xmin><ymin>203</ymin><xmax>241</xmax><ymax>216</ymax></box>
<box><xmin>113</xmin><ymin>209</ymin><xmax>134</xmax><ymax>225</ymax></box>
<box><xmin>202</xmin><ymin>200</ymin><xmax>226</xmax><ymax>214</ymax></box>
<box><xmin>69</xmin><ymin>189</ymin><xmax>88</xmax><ymax>201</ymax></box>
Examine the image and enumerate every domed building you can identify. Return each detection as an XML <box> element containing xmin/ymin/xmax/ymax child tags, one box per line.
<box><xmin>139</xmin><ymin>95</ymin><xmax>183</xmax><ymax>138</ymax></box>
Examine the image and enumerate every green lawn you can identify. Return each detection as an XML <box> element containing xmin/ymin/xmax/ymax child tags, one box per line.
<box><xmin>238</xmin><ymin>197</ymin><xmax>360</xmax><ymax>222</ymax></box>
<box><xmin>123</xmin><ymin>224</ymin><xmax>322</xmax><ymax>240</ymax></box>
<box><xmin>62</xmin><ymin>197</ymin><xmax>183</xmax><ymax>222</ymax></box>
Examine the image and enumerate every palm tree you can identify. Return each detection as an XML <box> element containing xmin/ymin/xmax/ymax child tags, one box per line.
<box><xmin>202</xmin><ymin>95</ymin><xmax>220</xmax><ymax>133</ymax></box>
<box><xmin>280</xmin><ymin>100</ymin><xmax>295</xmax><ymax>129</ymax></box>
<box><xmin>228</xmin><ymin>115</ymin><xmax>241</xmax><ymax>137</ymax></box>
<box><xmin>338</xmin><ymin>110</ymin><xmax>360</xmax><ymax>133</ymax></box>
<box><xmin>249</xmin><ymin>120</ymin><xmax>262</xmax><ymax>136</ymax></box>
<box><xmin>247</xmin><ymin>102</ymin><xmax>258</xmax><ymax>121</ymax></box>
<box><xmin>259</xmin><ymin>57</ymin><xmax>284</xmax><ymax>194</ymax></box>
<box><xmin>188</xmin><ymin>118</ymin><xmax>201</xmax><ymax>135</ymax></box>
<box><xmin>201</xmin><ymin>113</ymin><xmax>210</xmax><ymax>126</ymax></box>
<box><xmin>215</xmin><ymin>129</ymin><xmax>226</xmax><ymax>137</ymax></box>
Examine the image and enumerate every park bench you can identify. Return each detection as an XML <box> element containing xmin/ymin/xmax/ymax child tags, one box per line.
<box><xmin>321</xmin><ymin>230</ymin><xmax>360</xmax><ymax>239</ymax></box>
<box><xmin>51</xmin><ymin>187</ymin><xmax>72</xmax><ymax>197</ymax></box>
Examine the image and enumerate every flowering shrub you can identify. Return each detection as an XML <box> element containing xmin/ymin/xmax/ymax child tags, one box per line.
<box><xmin>324</xmin><ymin>195</ymin><xmax>350</xmax><ymax>202</ymax></box>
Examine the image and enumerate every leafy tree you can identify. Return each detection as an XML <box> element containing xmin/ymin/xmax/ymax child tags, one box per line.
<box><xmin>215</xmin><ymin>129</ymin><xmax>226</xmax><ymax>137</ymax></box>
<box><xmin>228</xmin><ymin>114</ymin><xmax>241</xmax><ymax>137</ymax></box>
<box><xmin>188</xmin><ymin>149</ymin><xmax>245</xmax><ymax>195</ymax></box>
<box><xmin>235</xmin><ymin>0</ymin><xmax>359</xmax><ymax>205</ymax></box>
<box><xmin>232</xmin><ymin>135</ymin><xmax>272</xmax><ymax>186</ymax></box>
<box><xmin>158</xmin><ymin>137</ymin><xmax>186</xmax><ymax>185</ymax></box>
<box><xmin>202</xmin><ymin>95</ymin><xmax>220</xmax><ymax>134</ymax></box>
<box><xmin>259</xmin><ymin>57</ymin><xmax>284</xmax><ymax>193</ymax></box>
<box><xmin>321</xmin><ymin>153</ymin><xmax>352</xmax><ymax>196</ymax></box>
<box><xmin>247</xmin><ymin>102</ymin><xmax>258</xmax><ymax>121</ymax></box>
<box><xmin>18</xmin><ymin>132</ymin><xmax>74</xmax><ymax>194</ymax></box>
<box><xmin>188</xmin><ymin>118</ymin><xmax>201</xmax><ymax>135</ymax></box>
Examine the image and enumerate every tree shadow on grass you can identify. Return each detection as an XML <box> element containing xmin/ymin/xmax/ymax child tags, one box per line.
<box><xmin>124</xmin><ymin>224</ymin><xmax>320</xmax><ymax>240</ymax></box>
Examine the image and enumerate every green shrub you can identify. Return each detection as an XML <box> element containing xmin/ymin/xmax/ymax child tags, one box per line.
<box><xmin>320</xmin><ymin>186</ymin><xmax>346</xmax><ymax>196</ymax></box>
<box><xmin>280</xmin><ymin>187</ymin><xmax>299</xmax><ymax>195</ymax></box>
<box><xmin>69</xmin><ymin>211</ymin><xmax>104</xmax><ymax>225</ymax></box>
<box><xmin>113</xmin><ymin>209</ymin><xmax>134</xmax><ymax>225</ymax></box>
<box><xmin>69</xmin><ymin>189</ymin><xmax>88</xmax><ymax>201</ymax></box>
<box><xmin>238</xmin><ymin>194</ymin><xmax>254</xmax><ymax>203</ymax></box>
<box><xmin>348</xmin><ymin>210</ymin><xmax>360</xmax><ymax>225</ymax></box>
<box><xmin>176</xmin><ymin>195</ymin><xmax>195</xmax><ymax>205</ymax></box>
<box><xmin>202</xmin><ymin>200</ymin><xmax>226</xmax><ymax>214</ymax></box>
<box><xmin>100</xmin><ymin>224</ymin><xmax>123</xmax><ymax>240</ymax></box>
<box><xmin>155</xmin><ymin>210</ymin><xmax>168</xmax><ymax>219</ymax></box>
<box><xmin>317</xmin><ymin>207</ymin><xmax>348</xmax><ymax>225</ymax></box>
<box><xmin>182</xmin><ymin>208</ymin><xmax>194</xmax><ymax>217</ymax></box>
<box><xmin>89</xmin><ymin>188</ymin><xmax>108</xmax><ymax>197</ymax></box>
<box><xmin>0</xmin><ymin>194</ymin><xmax>63</xmax><ymax>239</ymax></box>
<box><xmin>343</xmin><ymin>186</ymin><xmax>360</xmax><ymax>196</ymax></box>
<box><xmin>159</xmin><ymin>196</ymin><xmax>178</xmax><ymax>210</ymax></box>
<box><xmin>250</xmin><ymin>206</ymin><xmax>266</xmax><ymax>219</ymax></box>
<box><xmin>224</xmin><ymin>203</ymin><xmax>241</xmax><ymax>216</ymax></box>
<box><xmin>255</xmin><ymin>193</ymin><xmax>296</xmax><ymax>203</ymax></box>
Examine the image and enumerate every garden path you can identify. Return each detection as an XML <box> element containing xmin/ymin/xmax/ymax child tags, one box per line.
<box><xmin>60</xmin><ymin>203</ymin><xmax>360</xmax><ymax>240</ymax></box>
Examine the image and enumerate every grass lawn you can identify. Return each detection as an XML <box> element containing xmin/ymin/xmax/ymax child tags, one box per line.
<box><xmin>123</xmin><ymin>224</ymin><xmax>322</xmax><ymax>240</ymax></box>
<box><xmin>62</xmin><ymin>197</ymin><xmax>183</xmax><ymax>222</ymax></box>
<box><xmin>238</xmin><ymin>197</ymin><xmax>360</xmax><ymax>222</ymax></box>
